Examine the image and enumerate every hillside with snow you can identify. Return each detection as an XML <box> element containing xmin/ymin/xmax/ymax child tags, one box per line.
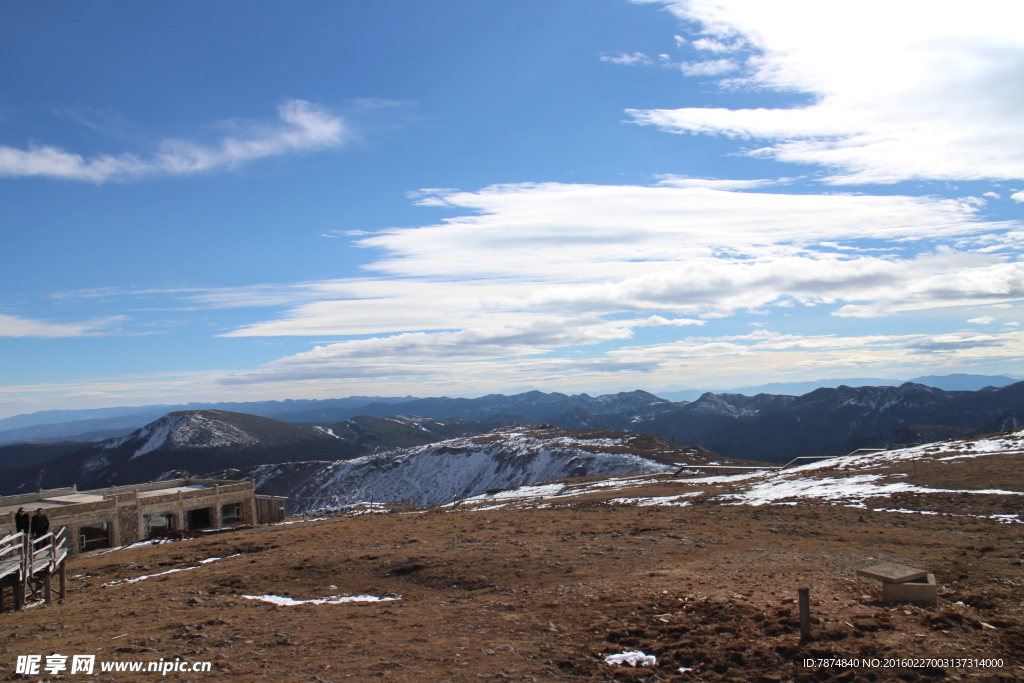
<box><xmin>0</xmin><ymin>410</ymin><xmax>351</xmax><ymax>494</ymax></box>
<box><xmin>206</xmin><ymin>427</ymin><xmax>734</xmax><ymax>512</ymax></box>
<box><xmin>449</xmin><ymin>429</ymin><xmax>1024</xmax><ymax>524</ymax></box>
<box><xmin>0</xmin><ymin>409</ymin><xmax>527</xmax><ymax>495</ymax></box>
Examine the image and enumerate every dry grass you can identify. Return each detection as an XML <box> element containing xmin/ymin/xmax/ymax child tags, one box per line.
<box><xmin>3</xmin><ymin>483</ymin><xmax>1022</xmax><ymax>682</ymax></box>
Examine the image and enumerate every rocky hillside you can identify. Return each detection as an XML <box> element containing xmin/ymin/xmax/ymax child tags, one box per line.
<box><xmin>202</xmin><ymin>427</ymin><xmax>739</xmax><ymax>513</ymax></box>
<box><xmin>0</xmin><ymin>411</ymin><xmax>507</xmax><ymax>494</ymax></box>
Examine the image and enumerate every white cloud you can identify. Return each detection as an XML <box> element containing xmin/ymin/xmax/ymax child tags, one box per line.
<box><xmin>692</xmin><ymin>38</ymin><xmax>736</xmax><ymax>53</ymax></box>
<box><xmin>361</xmin><ymin>183</ymin><xmax>1007</xmax><ymax>278</ymax></box>
<box><xmin>967</xmin><ymin>316</ymin><xmax>996</xmax><ymax>324</ymax></box>
<box><xmin>43</xmin><ymin>179</ymin><xmax>1012</xmax><ymax>379</ymax></box>
<box><xmin>678</xmin><ymin>59</ymin><xmax>740</xmax><ymax>76</ymax></box>
<box><xmin>4</xmin><ymin>326</ymin><xmax>1021</xmax><ymax>414</ymax></box>
<box><xmin>904</xmin><ymin>331</ymin><xmax>1010</xmax><ymax>353</ymax></box>
<box><xmin>224</xmin><ymin>325</ymin><xmax>1024</xmax><ymax>388</ymax></box>
<box><xmin>227</xmin><ymin>318</ymin><xmax>637</xmax><ymax>384</ymax></box>
<box><xmin>53</xmin><ymin>180</ymin><xmax>1017</xmax><ymax>389</ymax></box>
<box><xmin>601</xmin><ymin>52</ymin><xmax>654</xmax><ymax>66</ymax></box>
<box><xmin>1012</xmin><ymin>191</ymin><xmax>1024</xmax><ymax>203</ymax></box>
<box><xmin>0</xmin><ymin>100</ymin><xmax>349</xmax><ymax>182</ymax></box>
<box><xmin>0</xmin><ymin>313</ymin><xmax>125</xmax><ymax>337</ymax></box>
<box><xmin>654</xmin><ymin>175</ymin><xmax>774</xmax><ymax>189</ymax></box>
<box><xmin>629</xmin><ymin>0</ymin><xmax>1024</xmax><ymax>184</ymax></box>
<box><xmin>606</xmin><ymin>328</ymin><xmax>1024</xmax><ymax>375</ymax></box>
<box><xmin>170</xmin><ymin>182</ymin><xmax>1023</xmax><ymax>339</ymax></box>
<box><xmin>983</xmin><ymin>192</ymin><xmax>1001</xmax><ymax>199</ymax></box>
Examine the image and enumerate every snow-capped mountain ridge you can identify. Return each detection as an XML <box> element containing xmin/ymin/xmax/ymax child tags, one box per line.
<box><xmin>207</xmin><ymin>427</ymin><xmax>730</xmax><ymax>513</ymax></box>
<box><xmin>0</xmin><ymin>410</ymin><xmax>530</xmax><ymax>495</ymax></box>
<box><xmin>2</xmin><ymin>410</ymin><xmax>371</xmax><ymax>494</ymax></box>
<box><xmin>128</xmin><ymin>413</ymin><xmax>261</xmax><ymax>460</ymax></box>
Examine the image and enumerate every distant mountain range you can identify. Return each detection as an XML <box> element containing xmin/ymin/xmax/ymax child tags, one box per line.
<box><xmin>1</xmin><ymin>374</ymin><xmax>1016</xmax><ymax>445</ymax></box>
<box><xmin>652</xmin><ymin>373</ymin><xmax>1019</xmax><ymax>401</ymax></box>
<box><xmin>4</xmin><ymin>380</ymin><xmax>1023</xmax><ymax>498</ymax></box>
<box><xmin>0</xmin><ymin>396</ymin><xmax>416</xmax><ymax>444</ymax></box>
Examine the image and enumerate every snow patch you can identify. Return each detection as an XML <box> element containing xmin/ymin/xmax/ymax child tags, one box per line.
<box><xmin>101</xmin><ymin>554</ymin><xmax>239</xmax><ymax>587</ymax></box>
<box><xmin>131</xmin><ymin>416</ymin><xmax>182</xmax><ymax>459</ymax></box>
<box><xmin>605</xmin><ymin>493</ymin><xmax>702</xmax><ymax>506</ymax></box>
<box><xmin>81</xmin><ymin>454</ymin><xmax>111</xmax><ymax>475</ymax></box>
<box><xmin>604</xmin><ymin>651</ymin><xmax>656</xmax><ymax>667</ymax></box>
<box><xmin>241</xmin><ymin>594</ymin><xmax>400</xmax><ymax>606</ymax></box>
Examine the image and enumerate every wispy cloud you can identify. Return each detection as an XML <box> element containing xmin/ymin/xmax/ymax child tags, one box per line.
<box><xmin>51</xmin><ymin>182</ymin><xmax>1018</xmax><ymax>355</ymax></box>
<box><xmin>3</xmin><ymin>324</ymin><xmax>1020</xmax><ymax>414</ymax></box>
<box><xmin>601</xmin><ymin>52</ymin><xmax>655</xmax><ymax>66</ymax></box>
<box><xmin>222</xmin><ymin>326</ymin><xmax>1024</xmax><ymax>387</ymax></box>
<box><xmin>629</xmin><ymin>0</ymin><xmax>1024</xmax><ymax>184</ymax></box>
<box><xmin>0</xmin><ymin>313</ymin><xmax>126</xmax><ymax>337</ymax></box>
<box><xmin>654</xmin><ymin>175</ymin><xmax>774</xmax><ymax>189</ymax></box>
<box><xmin>117</xmin><ymin>182</ymin><xmax>1021</xmax><ymax>341</ymax></box>
<box><xmin>678</xmin><ymin>58</ymin><xmax>740</xmax><ymax>76</ymax></box>
<box><xmin>0</xmin><ymin>100</ymin><xmax>349</xmax><ymax>182</ymax></box>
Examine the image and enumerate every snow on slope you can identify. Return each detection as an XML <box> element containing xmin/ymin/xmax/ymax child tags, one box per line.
<box><xmin>451</xmin><ymin>430</ymin><xmax>1024</xmax><ymax>522</ymax></box>
<box><xmin>243</xmin><ymin>428</ymin><xmax>676</xmax><ymax>512</ymax></box>
<box><xmin>128</xmin><ymin>413</ymin><xmax>258</xmax><ymax>459</ymax></box>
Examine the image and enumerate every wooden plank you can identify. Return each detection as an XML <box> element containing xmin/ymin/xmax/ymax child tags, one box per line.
<box><xmin>0</xmin><ymin>541</ymin><xmax>25</xmax><ymax>559</ymax></box>
<box><xmin>0</xmin><ymin>558</ymin><xmax>22</xmax><ymax>581</ymax></box>
<box><xmin>855</xmin><ymin>562</ymin><xmax>928</xmax><ymax>584</ymax></box>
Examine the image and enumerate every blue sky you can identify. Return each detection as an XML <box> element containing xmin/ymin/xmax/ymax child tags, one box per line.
<box><xmin>1</xmin><ymin>0</ymin><xmax>1022</xmax><ymax>418</ymax></box>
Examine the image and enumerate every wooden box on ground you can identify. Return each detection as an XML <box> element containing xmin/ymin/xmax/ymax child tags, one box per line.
<box><xmin>881</xmin><ymin>573</ymin><xmax>937</xmax><ymax>606</ymax></box>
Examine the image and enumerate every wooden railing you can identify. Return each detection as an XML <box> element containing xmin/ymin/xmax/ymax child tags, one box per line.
<box><xmin>0</xmin><ymin>527</ymin><xmax>68</xmax><ymax>611</ymax></box>
<box><xmin>0</xmin><ymin>532</ymin><xmax>27</xmax><ymax>579</ymax></box>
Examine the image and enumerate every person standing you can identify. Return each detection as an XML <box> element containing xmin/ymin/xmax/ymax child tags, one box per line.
<box><xmin>30</xmin><ymin>508</ymin><xmax>49</xmax><ymax>540</ymax></box>
<box><xmin>14</xmin><ymin>507</ymin><xmax>30</xmax><ymax>536</ymax></box>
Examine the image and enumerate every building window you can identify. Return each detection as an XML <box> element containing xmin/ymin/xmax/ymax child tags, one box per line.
<box><xmin>144</xmin><ymin>513</ymin><xmax>173</xmax><ymax>538</ymax></box>
<box><xmin>221</xmin><ymin>503</ymin><xmax>242</xmax><ymax>525</ymax></box>
<box><xmin>186</xmin><ymin>507</ymin><xmax>212</xmax><ymax>530</ymax></box>
<box><xmin>79</xmin><ymin>521</ymin><xmax>111</xmax><ymax>551</ymax></box>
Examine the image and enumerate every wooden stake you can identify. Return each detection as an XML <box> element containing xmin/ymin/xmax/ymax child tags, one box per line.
<box><xmin>14</xmin><ymin>577</ymin><xmax>24</xmax><ymax>611</ymax></box>
<box><xmin>798</xmin><ymin>587</ymin><xmax>811</xmax><ymax>643</ymax></box>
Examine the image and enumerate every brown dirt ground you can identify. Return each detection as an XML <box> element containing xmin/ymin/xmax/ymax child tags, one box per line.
<box><xmin>3</xmin><ymin>491</ymin><xmax>1023</xmax><ymax>683</ymax></box>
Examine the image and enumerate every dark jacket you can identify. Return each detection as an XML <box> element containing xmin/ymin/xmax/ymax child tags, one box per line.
<box><xmin>14</xmin><ymin>511</ymin><xmax>30</xmax><ymax>534</ymax></box>
<box><xmin>30</xmin><ymin>512</ymin><xmax>49</xmax><ymax>538</ymax></box>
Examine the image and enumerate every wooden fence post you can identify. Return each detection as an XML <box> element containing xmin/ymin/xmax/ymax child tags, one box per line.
<box><xmin>798</xmin><ymin>587</ymin><xmax>811</xmax><ymax>643</ymax></box>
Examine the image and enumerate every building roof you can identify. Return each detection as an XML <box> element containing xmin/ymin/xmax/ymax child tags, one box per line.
<box><xmin>0</xmin><ymin>479</ymin><xmax>247</xmax><ymax>518</ymax></box>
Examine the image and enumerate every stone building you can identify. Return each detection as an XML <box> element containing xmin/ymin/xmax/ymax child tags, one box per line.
<box><xmin>0</xmin><ymin>479</ymin><xmax>286</xmax><ymax>554</ymax></box>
